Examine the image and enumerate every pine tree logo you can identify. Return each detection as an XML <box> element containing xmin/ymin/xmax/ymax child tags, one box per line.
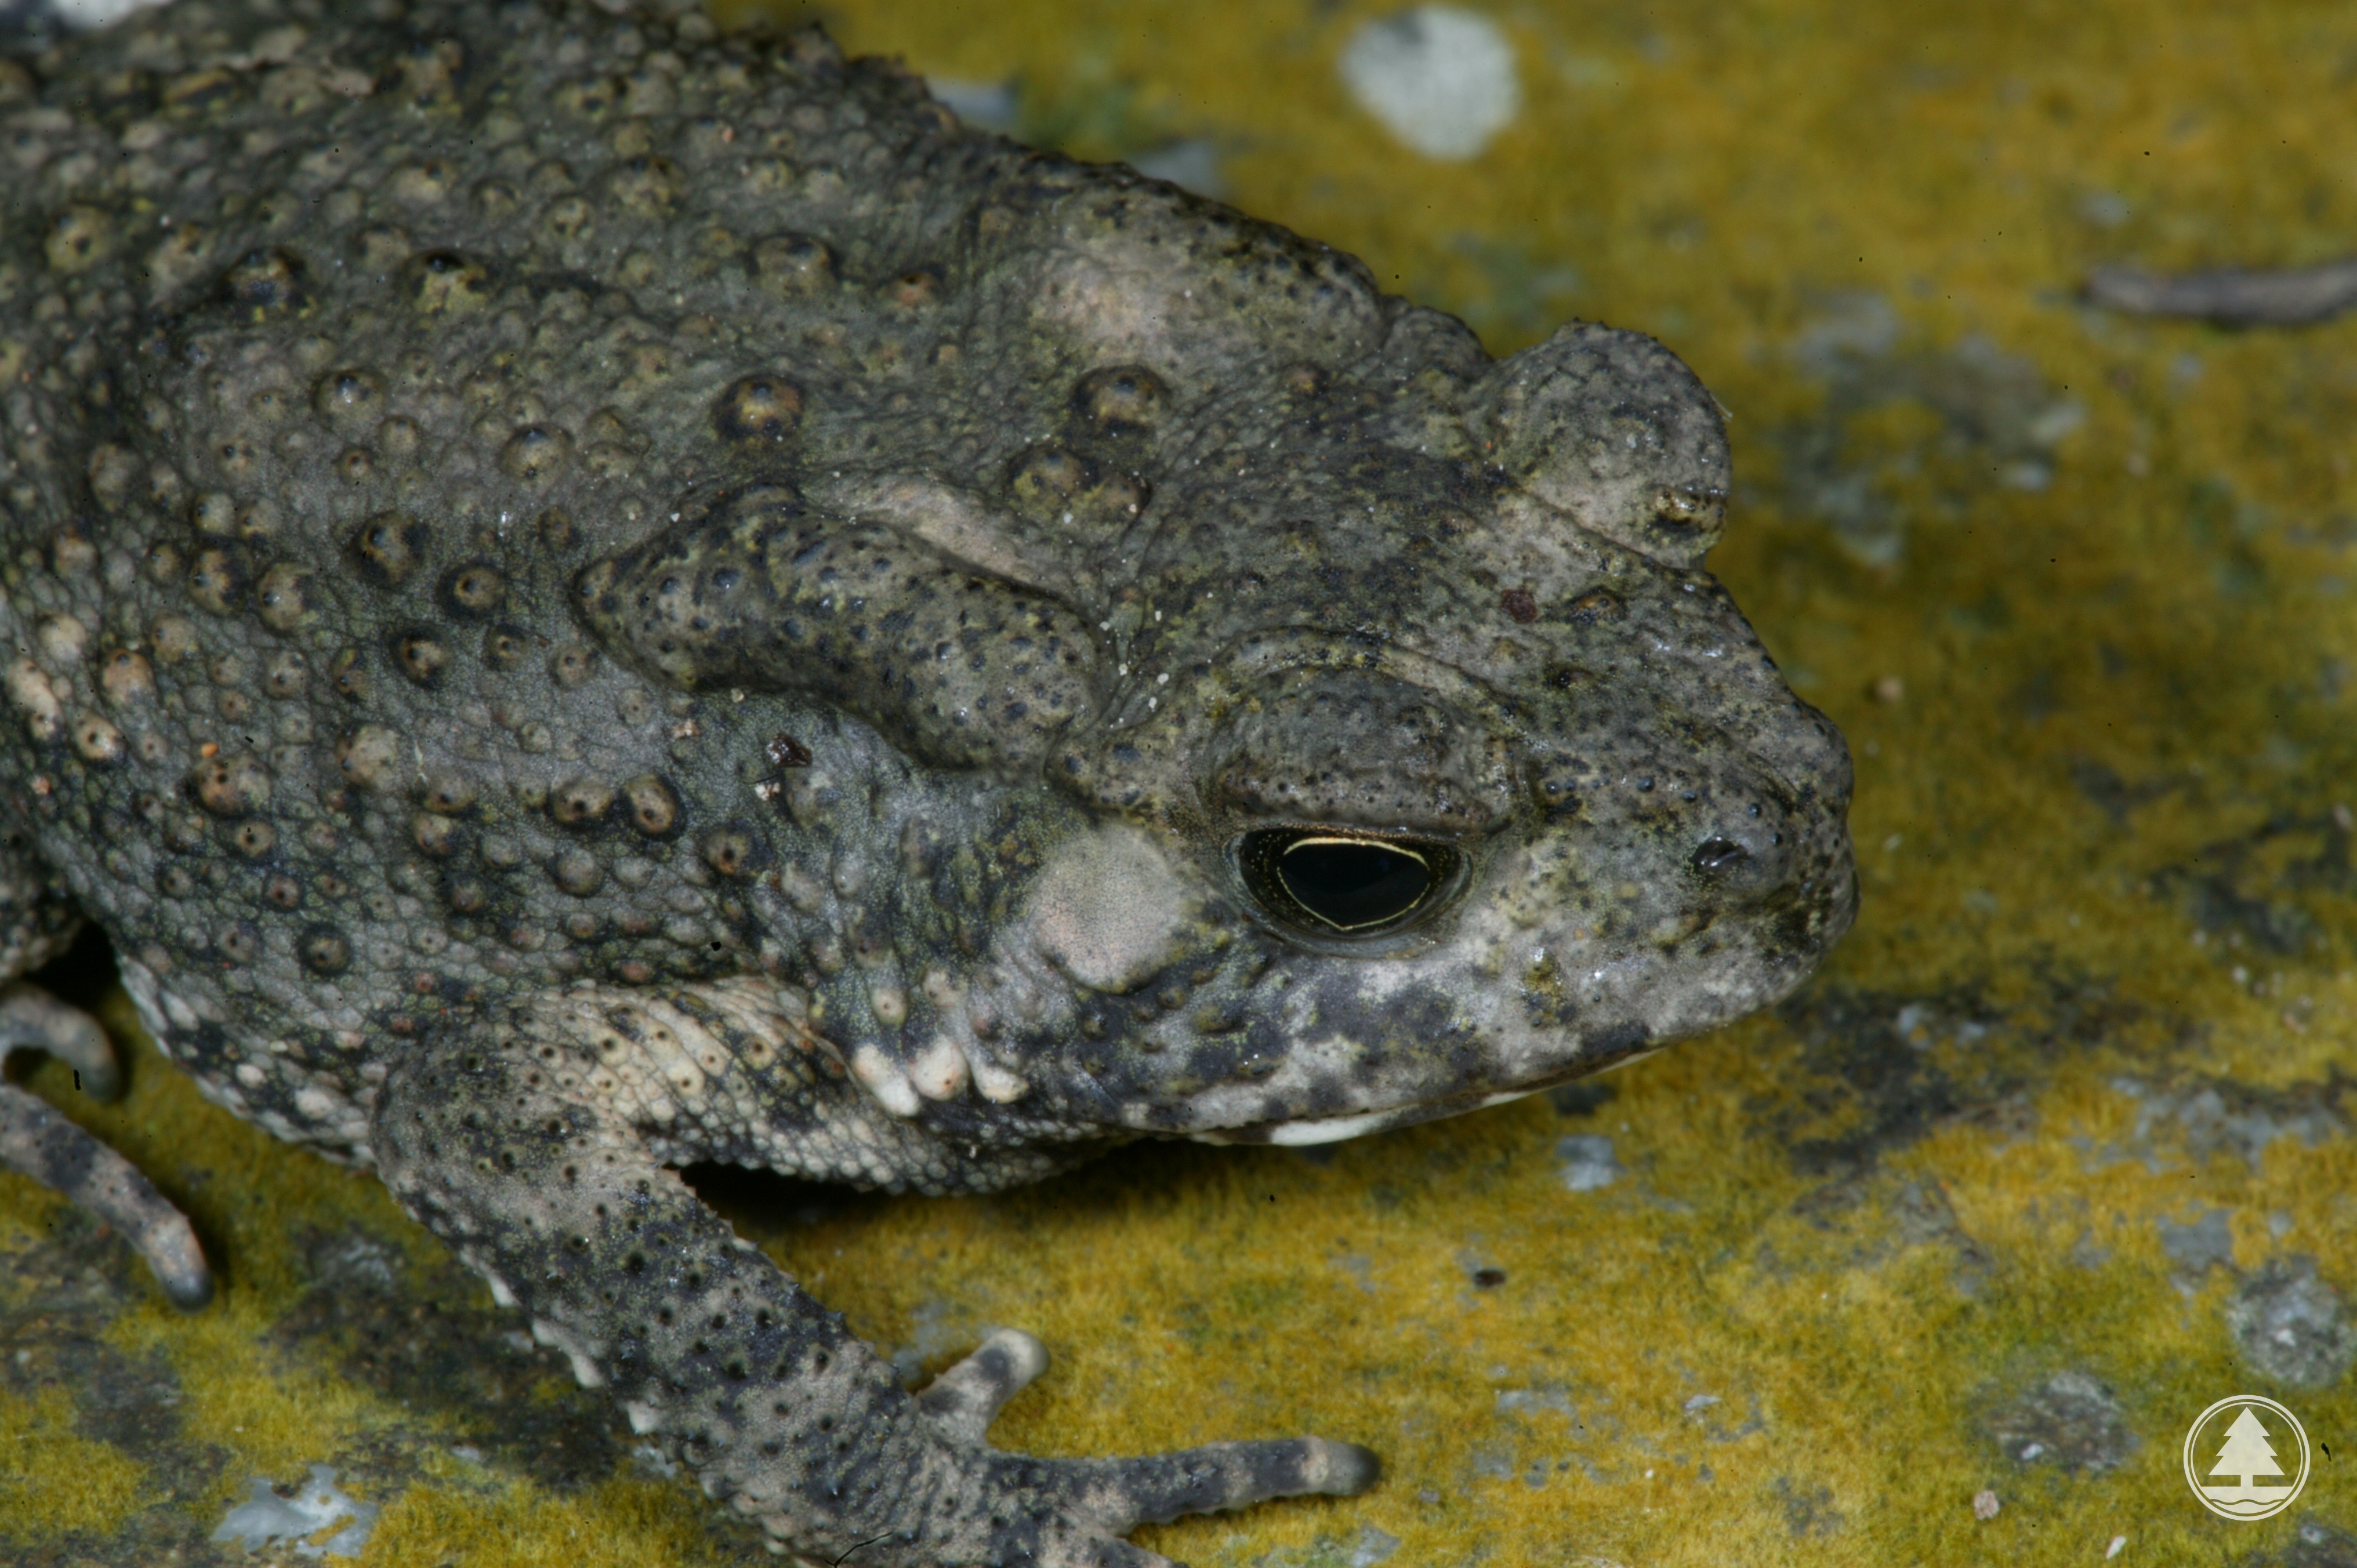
<box><xmin>2183</xmin><ymin>1395</ymin><xmax>2310</xmax><ymax>1520</ymax></box>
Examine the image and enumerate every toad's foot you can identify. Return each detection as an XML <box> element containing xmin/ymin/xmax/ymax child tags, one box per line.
<box><xmin>912</xmin><ymin>1329</ymin><xmax>1379</xmax><ymax>1566</ymax></box>
<box><xmin>915</xmin><ymin>1329</ymin><xmax>1056</xmax><ymax>1447</ymax></box>
<box><xmin>375</xmin><ymin>1021</ymin><xmax>1376</xmax><ymax>1568</ymax></box>
<box><xmin>0</xmin><ymin>982</ymin><xmax>212</xmax><ymax>1309</ymax></box>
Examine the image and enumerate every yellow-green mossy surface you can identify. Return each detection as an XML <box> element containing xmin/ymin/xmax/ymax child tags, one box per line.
<box><xmin>8</xmin><ymin>1</ymin><xmax>2357</xmax><ymax>1564</ymax></box>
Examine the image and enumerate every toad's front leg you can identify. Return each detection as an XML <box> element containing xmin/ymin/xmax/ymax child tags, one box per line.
<box><xmin>371</xmin><ymin>1016</ymin><xmax>1375</xmax><ymax>1568</ymax></box>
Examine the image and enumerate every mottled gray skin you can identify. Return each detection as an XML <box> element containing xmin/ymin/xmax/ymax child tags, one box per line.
<box><xmin>0</xmin><ymin>0</ymin><xmax>1854</xmax><ymax>1561</ymax></box>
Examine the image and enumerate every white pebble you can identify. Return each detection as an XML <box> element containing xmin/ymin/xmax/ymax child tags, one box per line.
<box><xmin>1339</xmin><ymin>6</ymin><xmax>1520</xmax><ymax>161</ymax></box>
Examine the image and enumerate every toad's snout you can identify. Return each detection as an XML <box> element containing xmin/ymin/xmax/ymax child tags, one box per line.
<box><xmin>1674</xmin><ymin>705</ymin><xmax>1856</xmax><ymax>924</ymax></box>
<box><xmin>1521</xmin><ymin>696</ymin><xmax>1854</xmax><ymax>952</ymax></box>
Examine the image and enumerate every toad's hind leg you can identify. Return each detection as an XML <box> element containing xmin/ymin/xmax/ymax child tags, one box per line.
<box><xmin>0</xmin><ymin>834</ymin><xmax>212</xmax><ymax>1309</ymax></box>
<box><xmin>374</xmin><ymin>1018</ymin><xmax>1376</xmax><ymax>1568</ymax></box>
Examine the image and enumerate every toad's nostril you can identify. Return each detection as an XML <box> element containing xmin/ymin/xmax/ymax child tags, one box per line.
<box><xmin>1690</xmin><ymin>836</ymin><xmax>1749</xmax><ymax>873</ymax></box>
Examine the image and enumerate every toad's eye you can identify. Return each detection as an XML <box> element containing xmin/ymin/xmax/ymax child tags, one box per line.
<box><xmin>1236</xmin><ymin>829</ymin><xmax>1462</xmax><ymax>937</ymax></box>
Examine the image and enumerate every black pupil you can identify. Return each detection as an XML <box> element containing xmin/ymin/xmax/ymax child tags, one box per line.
<box><xmin>1276</xmin><ymin>839</ymin><xmax>1434</xmax><ymax>931</ymax></box>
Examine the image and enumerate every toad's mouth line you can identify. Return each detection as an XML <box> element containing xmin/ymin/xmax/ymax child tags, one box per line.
<box><xmin>1188</xmin><ymin>1047</ymin><xmax>1666</xmax><ymax>1146</ymax></box>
